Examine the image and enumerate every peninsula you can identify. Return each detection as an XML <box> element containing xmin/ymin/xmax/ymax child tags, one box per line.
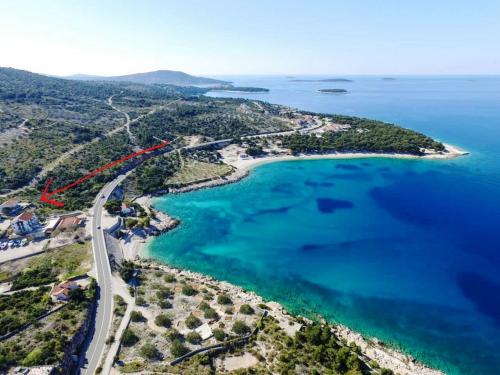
<box><xmin>209</xmin><ymin>86</ymin><xmax>270</xmax><ymax>93</ymax></box>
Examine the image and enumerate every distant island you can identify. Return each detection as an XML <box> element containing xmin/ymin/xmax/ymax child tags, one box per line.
<box><xmin>319</xmin><ymin>88</ymin><xmax>348</xmax><ymax>94</ymax></box>
<box><xmin>209</xmin><ymin>86</ymin><xmax>270</xmax><ymax>93</ymax></box>
<box><xmin>381</xmin><ymin>77</ymin><xmax>397</xmax><ymax>81</ymax></box>
<box><xmin>65</xmin><ymin>69</ymin><xmax>231</xmax><ymax>87</ymax></box>
<box><xmin>291</xmin><ymin>78</ymin><xmax>354</xmax><ymax>82</ymax></box>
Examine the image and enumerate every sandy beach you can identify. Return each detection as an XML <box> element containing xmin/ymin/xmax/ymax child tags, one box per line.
<box><xmin>225</xmin><ymin>143</ymin><xmax>468</xmax><ymax>172</ymax></box>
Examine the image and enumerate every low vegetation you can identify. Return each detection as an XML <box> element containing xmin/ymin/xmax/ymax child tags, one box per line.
<box><xmin>113</xmin><ymin>263</ymin><xmax>399</xmax><ymax>374</ymax></box>
<box><xmin>1</xmin><ymin>241</ymin><xmax>92</xmax><ymax>291</ymax></box>
<box><xmin>0</xmin><ymin>287</ymin><xmax>52</xmax><ymax>336</ymax></box>
<box><xmin>0</xmin><ymin>280</ymin><xmax>96</xmax><ymax>370</ymax></box>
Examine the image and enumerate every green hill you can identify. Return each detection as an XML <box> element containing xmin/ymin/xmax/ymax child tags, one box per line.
<box><xmin>66</xmin><ymin>69</ymin><xmax>231</xmax><ymax>87</ymax></box>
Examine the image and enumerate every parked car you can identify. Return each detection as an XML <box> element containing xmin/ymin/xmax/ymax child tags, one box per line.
<box><xmin>13</xmin><ymin>240</ymin><xmax>21</xmax><ymax>247</ymax></box>
<box><xmin>20</xmin><ymin>238</ymin><xmax>28</xmax><ymax>246</ymax></box>
<box><xmin>7</xmin><ymin>240</ymin><xmax>14</xmax><ymax>248</ymax></box>
<box><xmin>0</xmin><ymin>242</ymin><xmax>7</xmax><ymax>250</ymax></box>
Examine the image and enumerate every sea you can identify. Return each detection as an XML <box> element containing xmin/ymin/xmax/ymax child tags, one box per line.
<box><xmin>146</xmin><ymin>76</ymin><xmax>500</xmax><ymax>375</ymax></box>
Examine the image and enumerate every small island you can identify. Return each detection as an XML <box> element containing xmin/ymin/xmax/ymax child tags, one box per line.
<box><xmin>209</xmin><ymin>86</ymin><xmax>270</xmax><ymax>93</ymax></box>
<box><xmin>291</xmin><ymin>78</ymin><xmax>354</xmax><ymax>82</ymax></box>
<box><xmin>319</xmin><ymin>88</ymin><xmax>348</xmax><ymax>94</ymax></box>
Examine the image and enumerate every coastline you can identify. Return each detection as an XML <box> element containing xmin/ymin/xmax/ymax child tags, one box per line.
<box><xmin>115</xmin><ymin>144</ymin><xmax>467</xmax><ymax>374</ymax></box>
<box><xmin>228</xmin><ymin>143</ymin><xmax>467</xmax><ymax>172</ymax></box>
<box><xmin>165</xmin><ymin>142</ymin><xmax>467</xmax><ymax>195</ymax></box>
<box><xmin>130</xmin><ymin>250</ymin><xmax>443</xmax><ymax>375</ymax></box>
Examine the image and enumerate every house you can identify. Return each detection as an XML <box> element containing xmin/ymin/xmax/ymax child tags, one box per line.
<box><xmin>11</xmin><ymin>211</ymin><xmax>39</xmax><ymax>235</ymax></box>
<box><xmin>195</xmin><ymin>323</ymin><xmax>213</xmax><ymax>340</ymax></box>
<box><xmin>51</xmin><ymin>280</ymin><xmax>80</xmax><ymax>302</ymax></box>
<box><xmin>0</xmin><ymin>198</ymin><xmax>21</xmax><ymax>215</ymax></box>
<box><xmin>121</xmin><ymin>203</ymin><xmax>135</xmax><ymax>216</ymax></box>
<box><xmin>55</xmin><ymin>215</ymin><xmax>83</xmax><ymax>232</ymax></box>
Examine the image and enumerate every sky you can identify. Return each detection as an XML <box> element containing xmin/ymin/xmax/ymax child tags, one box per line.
<box><xmin>1</xmin><ymin>0</ymin><xmax>499</xmax><ymax>76</ymax></box>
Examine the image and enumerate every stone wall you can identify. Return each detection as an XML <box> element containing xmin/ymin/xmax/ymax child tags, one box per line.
<box><xmin>58</xmin><ymin>300</ymin><xmax>96</xmax><ymax>374</ymax></box>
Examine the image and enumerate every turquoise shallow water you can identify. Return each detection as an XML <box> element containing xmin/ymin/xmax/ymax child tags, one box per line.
<box><xmin>147</xmin><ymin>76</ymin><xmax>500</xmax><ymax>375</ymax></box>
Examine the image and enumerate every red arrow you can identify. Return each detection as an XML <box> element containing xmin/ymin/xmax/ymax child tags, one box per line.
<box><xmin>40</xmin><ymin>141</ymin><xmax>169</xmax><ymax>207</ymax></box>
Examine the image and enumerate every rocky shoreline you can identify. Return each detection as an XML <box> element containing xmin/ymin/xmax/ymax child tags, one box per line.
<box><xmin>168</xmin><ymin>168</ymin><xmax>249</xmax><ymax>194</ymax></box>
<box><xmin>135</xmin><ymin>259</ymin><xmax>443</xmax><ymax>375</ymax></box>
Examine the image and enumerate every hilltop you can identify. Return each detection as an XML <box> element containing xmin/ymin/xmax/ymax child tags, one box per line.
<box><xmin>66</xmin><ymin>69</ymin><xmax>231</xmax><ymax>87</ymax></box>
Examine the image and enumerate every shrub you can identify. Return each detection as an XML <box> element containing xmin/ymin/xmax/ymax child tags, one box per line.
<box><xmin>121</xmin><ymin>329</ymin><xmax>139</xmax><ymax>346</ymax></box>
<box><xmin>170</xmin><ymin>340</ymin><xmax>190</xmax><ymax>358</ymax></box>
<box><xmin>185</xmin><ymin>331</ymin><xmax>202</xmax><ymax>344</ymax></box>
<box><xmin>203</xmin><ymin>307</ymin><xmax>219</xmax><ymax>320</ymax></box>
<box><xmin>185</xmin><ymin>314</ymin><xmax>202</xmax><ymax>329</ymax></box>
<box><xmin>258</xmin><ymin>303</ymin><xmax>270</xmax><ymax>310</ymax></box>
<box><xmin>120</xmin><ymin>361</ymin><xmax>145</xmax><ymax>373</ymax></box>
<box><xmin>125</xmin><ymin>218</ymin><xmax>138</xmax><ymax>229</ymax></box>
<box><xmin>182</xmin><ymin>284</ymin><xmax>197</xmax><ymax>296</ymax></box>
<box><xmin>213</xmin><ymin>328</ymin><xmax>225</xmax><ymax>341</ymax></box>
<box><xmin>114</xmin><ymin>295</ymin><xmax>126</xmax><ymax>307</ymax></box>
<box><xmin>225</xmin><ymin>307</ymin><xmax>234</xmax><ymax>315</ymax></box>
<box><xmin>104</xmin><ymin>200</ymin><xmax>122</xmax><ymax>214</ymax></box>
<box><xmin>22</xmin><ymin>348</ymin><xmax>45</xmax><ymax>366</ymax></box>
<box><xmin>199</xmin><ymin>301</ymin><xmax>210</xmax><ymax>311</ymax></box>
<box><xmin>239</xmin><ymin>304</ymin><xmax>255</xmax><ymax>315</ymax></box>
<box><xmin>156</xmin><ymin>289</ymin><xmax>171</xmax><ymax>300</ymax></box>
<box><xmin>159</xmin><ymin>300</ymin><xmax>172</xmax><ymax>309</ymax></box>
<box><xmin>164</xmin><ymin>273</ymin><xmax>176</xmax><ymax>282</ymax></box>
<box><xmin>139</xmin><ymin>343</ymin><xmax>160</xmax><ymax>360</ymax></box>
<box><xmin>232</xmin><ymin>320</ymin><xmax>250</xmax><ymax>335</ymax></box>
<box><xmin>155</xmin><ymin>314</ymin><xmax>172</xmax><ymax>328</ymax></box>
<box><xmin>165</xmin><ymin>328</ymin><xmax>182</xmax><ymax>342</ymax></box>
<box><xmin>217</xmin><ymin>294</ymin><xmax>232</xmax><ymax>305</ymax></box>
<box><xmin>380</xmin><ymin>369</ymin><xmax>395</xmax><ymax>375</ymax></box>
<box><xmin>130</xmin><ymin>310</ymin><xmax>146</xmax><ymax>322</ymax></box>
<box><xmin>135</xmin><ymin>296</ymin><xmax>146</xmax><ymax>306</ymax></box>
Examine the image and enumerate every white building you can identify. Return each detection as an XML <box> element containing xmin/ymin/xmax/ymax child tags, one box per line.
<box><xmin>195</xmin><ymin>323</ymin><xmax>213</xmax><ymax>340</ymax></box>
<box><xmin>11</xmin><ymin>211</ymin><xmax>39</xmax><ymax>235</ymax></box>
<box><xmin>121</xmin><ymin>203</ymin><xmax>135</xmax><ymax>216</ymax></box>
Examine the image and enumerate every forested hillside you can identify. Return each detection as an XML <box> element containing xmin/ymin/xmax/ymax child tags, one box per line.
<box><xmin>1</xmin><ymin>67</ymin><xmax>445</xmax><ymax>209</ymax></box>
<box><xmin>132</xmin><ymin>98</ymin><xmax>292</xmax><ymax>148</ymax></box>
<box><xmin>281</xmin><ymin>115</ymin><xmax>445</xmax><ymax>155</ymax></box>
<box><xmin>0</xmin><ymin>68</ymin><xmax>202</xmax><ymax>193</ymax></box>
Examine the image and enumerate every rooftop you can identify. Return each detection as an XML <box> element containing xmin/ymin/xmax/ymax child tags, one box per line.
<box><xmin>1</xmin><ymin>198</ymin><xmax>19</xmax><ymax>207</ymax></box>
<box><xmin>56</xmin><ymin>215</ymin><xmax>82</xmax><ymax>230</ymax></box>
<box><xmin>15</xmin><ymin>211</ymin><xmax>35</xmax><ymax>221</ymax></box>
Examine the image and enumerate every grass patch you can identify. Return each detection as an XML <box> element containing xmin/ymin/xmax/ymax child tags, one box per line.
<box><xmin>167</xmin><ymin>159</ymin><xmax>233</xmax><ymax>186</ymax></box>
<box><xmin>9</xmin><ymin>241</ymin><xmax>92</xmax><ymax>290</ymax></box>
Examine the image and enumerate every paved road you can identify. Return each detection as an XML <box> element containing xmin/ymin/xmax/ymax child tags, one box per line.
<box><xmin>78</xmin><ymin>116</ymin><xmax>323</xmax><ymax>373</ymax></box>
<box><xmin>81</xmin><ymin>173</ymin><xmax>129</xmax><ymax>375</ymax></box>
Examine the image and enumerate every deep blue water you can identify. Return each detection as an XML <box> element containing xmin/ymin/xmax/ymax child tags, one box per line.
<box><xmin>148</xmin><ymin>76</ymin><xmax>500</xmax><ymax>375</ymax></box>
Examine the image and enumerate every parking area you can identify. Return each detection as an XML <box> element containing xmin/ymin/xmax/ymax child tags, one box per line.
<box><xmin>0</xmin><ymin>237</ymin><xmax>50</xmax><ymax>264</ymax></box>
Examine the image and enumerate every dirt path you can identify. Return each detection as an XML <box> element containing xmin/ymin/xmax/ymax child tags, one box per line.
<box><xmin>0</xmin><ymin>118</ymin><xmax>31</xmax><ymax>145</ymax></box>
